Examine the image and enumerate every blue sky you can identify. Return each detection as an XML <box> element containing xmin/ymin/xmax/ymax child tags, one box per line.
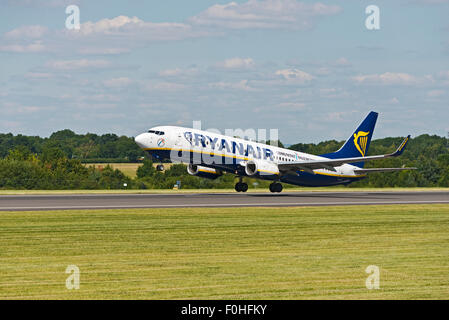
<box><xmin>0</xmin><ymin>0</ymin><xmax>448</xmax><ymax>143</ymax></box>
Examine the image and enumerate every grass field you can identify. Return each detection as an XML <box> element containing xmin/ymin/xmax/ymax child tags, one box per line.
<box><xmin>85</xmin><ymin>163</ymin><xmax>141</xmax><ymax>178</ymax></box>
<box><xmin>84</xmin><ymin>163</ymin><xmax>175</xmax><ymax>178</ymax></box>
<box><xmin>1</xmin><ymin>204</ymin><xmax>448</xmax><ymax>299</ymax></box>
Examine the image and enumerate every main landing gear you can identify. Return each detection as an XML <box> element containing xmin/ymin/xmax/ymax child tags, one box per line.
<box><xmin>235</xmin><ymin>177</ymin><xmax>248</xmax><ymax>192</ymax></box>
<box><xmin>156</xmin><ymin>164</ymin><xmax>164</xmax><ymax>171</ymax></box>
<box><xmin>269</xmin><ymin>182</ymin><xmax>283</xmax><ymax>193</ymax></box>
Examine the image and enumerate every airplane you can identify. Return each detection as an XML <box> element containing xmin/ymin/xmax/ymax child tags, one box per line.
<box><xmin>134</xmin><ymin>111</ymin><xmax>415</xmax><ymax>193</ymax></box>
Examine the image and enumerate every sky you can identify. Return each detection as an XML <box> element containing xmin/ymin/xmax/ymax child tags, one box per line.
<box><xmin>0</xmin><ymin>0</ymin><xmax>448</xmax><ymax>144</ymax></box>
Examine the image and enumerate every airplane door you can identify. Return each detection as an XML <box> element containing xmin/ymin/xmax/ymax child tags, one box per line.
<box><xmin>174</xmin><ymin>131</ymin><xmax>189</xmax><ymax>163</ymax></box>
<box><xmin>175</xmin><ymin>132</ymin><xmax>183</xmax><ymax>146</ymax></box>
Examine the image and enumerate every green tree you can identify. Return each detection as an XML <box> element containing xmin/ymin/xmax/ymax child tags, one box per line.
<box><xmin>6</xmin><ymin>146</ymin><xmax>33</xmax><ymax>161</ymax></box>
<box><xmin>136</xmin><ymin>159</ymin><xmax>156</xmax><ymax>178</ymax></box>
<box><xmin>41</xmin><ymin>147</ymin><xmax>67</xmax><ymax>164</ymax></box>
<box><xmin>438</xmin><ymin>170</ymin><xmax>449</xmax><ymax>186</ymax></box>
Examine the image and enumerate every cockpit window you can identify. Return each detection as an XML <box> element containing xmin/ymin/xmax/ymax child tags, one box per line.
<box><xmin>148</xmin><ymin>130</ymin><xmax>165</xmax><ymax>135</ymax></box>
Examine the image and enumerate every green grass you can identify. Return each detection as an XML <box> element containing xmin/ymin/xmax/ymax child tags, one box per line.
<box><xmin>1</xmin><ymin>205</ymin><xmax>449</xmax><ymax>299</ymax></box>
<box><xmin>0</xmin><ymin>187</ymin><xmax>448</xmax><ymax>195</ymax></box>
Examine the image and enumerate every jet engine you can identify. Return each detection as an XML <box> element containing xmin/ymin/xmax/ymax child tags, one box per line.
<box><xmin>187</xmin><ymin>164</ymin><xmax>222</xmax><ymax>180</ymax></box>
<box><xmin>244</xmin><ymin>160</ymin><xmax>279</xmax><ymax>179</ymax></box>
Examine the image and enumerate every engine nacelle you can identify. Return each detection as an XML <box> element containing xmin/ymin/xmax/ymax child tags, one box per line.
<box><xmin>244</xmin><ymin>160</ymin><xmax>279</xmax><ymax>179</ymax></box>
<box><xmin>187</xmin><ymin>164</ymin><xmax>222</xmax><ymax>180</ymax></box>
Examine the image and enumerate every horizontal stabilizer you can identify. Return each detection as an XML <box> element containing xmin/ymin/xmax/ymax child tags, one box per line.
<box><xmin>354</xmin><ymin>167</ymin><xmax>416</xmax><ymax>174</ymax></box>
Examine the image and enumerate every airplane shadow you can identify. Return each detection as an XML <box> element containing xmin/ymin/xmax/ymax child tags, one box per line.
<box><xmin>244</xmin><ymin>192</ymin><xmax>397</xmax><ymax>200</ymax></box>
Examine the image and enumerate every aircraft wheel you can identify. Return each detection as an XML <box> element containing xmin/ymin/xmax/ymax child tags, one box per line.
<box><xmin>235</xmin><ymin>182</ymin><xmax>242</xmax><ymax>192</ymax></box>
<box><xmin>241</xmin><ymin>183</ymin><xmax>248</xmax><ymax>192</ymax></box>
<box><xmin>275</xmin><ymin>183</ymin><xmax>283</xmax><ymax>193</ymax></box>
<box><xmin>156</xmin><ymin>164</ymin><xmax>164</xmax><ymax>171</ymax></box>
<box><xmin>269</xmin><ymin>182</ymin><xmax>283</xmax><ymax>193</ymax></box>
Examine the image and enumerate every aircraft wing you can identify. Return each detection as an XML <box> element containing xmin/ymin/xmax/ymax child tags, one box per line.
<box><xmin>278</xmin><ymin>135</ymin><xmax>411</xmax><ymax>174</ymax></box>
<box><xmin>353</xmin><ymin>167</ymin><xmax>416</xmax><ymax>174</ymax></box>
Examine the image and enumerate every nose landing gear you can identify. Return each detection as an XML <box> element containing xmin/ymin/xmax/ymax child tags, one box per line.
<box><xmin>269</xmin><ymin>182</ymin><xmax>283</xmax><ymax>193</ymax></box>
<box><xmin>152</xmin><ymin>155</ymin><xmax>165</xmax><ymax>171</ymax></box>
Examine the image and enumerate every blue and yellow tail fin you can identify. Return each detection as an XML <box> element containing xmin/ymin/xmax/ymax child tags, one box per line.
<box><xmin>320</xmin><ymin>111</ymin><xmax>378</xmax><ymax>168</ymax></box>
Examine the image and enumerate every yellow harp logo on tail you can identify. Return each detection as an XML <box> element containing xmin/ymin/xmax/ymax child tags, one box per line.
<box><xmin>353</xmin><ymin>131</ymin><xmax>370</xmax><ymax>156</ymax></box>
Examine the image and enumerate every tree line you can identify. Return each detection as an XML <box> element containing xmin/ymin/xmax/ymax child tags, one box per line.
<box><xmin>0</xmin><ymin>129</ymin><xmax>144</xmax><ymax>162</ymax></box>
<box><xmin>0</xmin><ymin>130</ymin><xmax>448</xmax><ymax>189</ymax></box>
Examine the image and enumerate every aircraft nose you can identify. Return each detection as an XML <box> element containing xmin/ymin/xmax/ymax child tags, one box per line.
<box><xmin>135</xmin><ymin>133</ymin><xmax>148</xmax><ymax>148</ymax></box>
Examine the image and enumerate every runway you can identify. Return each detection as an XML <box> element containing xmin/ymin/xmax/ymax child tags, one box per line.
<box><xmin>0</xmin><ymin>191</ymin><xmax>448</xmax><ymax>211</ymax></box>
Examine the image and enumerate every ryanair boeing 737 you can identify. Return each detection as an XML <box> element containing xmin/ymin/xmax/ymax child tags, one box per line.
<box><xmin>134</xmin><ymin>111</ymin><xmax>414</xmax><ymax>193</ymax></box>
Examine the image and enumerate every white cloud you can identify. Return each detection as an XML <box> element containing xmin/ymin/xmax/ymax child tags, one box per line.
<box><xmin>427</xmin><ymin>89</ymin><xmax>445</xmax><ymax>97</ymax></box>
<box><xmin>277</xmin><ymin>102</ymin><xmax>306</xmax><ymax>109</ymax></box>
<box><xmin>5</xmin><ymin>25</ymin><xmax>48</xmax><ymax>39</ymax></box>
<box><xmin>103</xmin><ymin>77</ymin><xmax>133</xmax><ymax>88</ymax></box>
<box><xmin>275</xmin><ymin>68</ymin><xmax>313</xmax><ymax>82</ymax></box>
<box><xmin>325</xmin><ymin>112</ymin><xmax>347</xmax><ymax>121</ymax></box>
<box><xmin>332</xmin><ymin>57</ymin><xmax>351</xmax><ymax>67</ymax></box>
<box><xmin>1</xmin><ymin>26</ymin><xmax>48</xmax><ymax>53</ymax></box>
<box><xmin>315</xmin><ymin>67</ymin><xmax>331</xmax><ymax>76</ymax></box>
<box><xmin>77</xmin><ymin>47</ymin><xmax>131</xmax><ymax>55</ymax></box>
<box><xmin>80</xmin><ymin>94</ymin><xmax>121</xmax><ymax>103</ymax></box>
<box><xmin>189</xmin><ymin>0</ymin><xmax>342</xmax><ymax>30</ymax></box>
<box><xmin>319</xmin><ymin>88</ymin><xmax>336</xmax><ymax>95</ymax></box>
<box><xmin>158</xmin><ymin>67</ymin><xmax>199</xmax><ymax>77</ymax></box>
<box><xmin>159</xmin><ymin>68</ymin><xmax>183</xmax><ymax>76</ymax></box>
<box><xmin>411</xmin><ymin>0</ymin><xmax>449</xmax><ymax>4</ymax></box>
<box><xmin>437</xmin><ymin>70</ymin><xmax>449</xmax><ymax>80</ymax></box>
<box><xmin>0</xmin><ymin>41</ymin><xmax>45</xmax><ymax>53</ymax></box>
<box><xmin>2</xmin><ymin>102</ymin><xmax>56</xmax><ymax>115</ymax></box>
<box><xmin>209</xmin><ymin>79</ymin><xmax>256</xmax><ymax>91</ymax></box>
<box><xmin>24</xmin><ymin>72</ymin><xmax>53</xmax><ymax>79</ymax></box>
<box><xmin>145</xmin><ymin>82</ymin><xmax>188</xmax><ymax>91</ymax></box>
<box><xmin>45</xmin><ymin>59</ymin><xmax>111</xmax><ymax>71</ymax></box>
<box><xmin>1</xmin><ymin>2</ymin><xmax>341</xmax><ymax>56</ymax></box>
<box><xmin>352</xmin><ymin>72</ymin><xmax>424</xmax><ymax>85</ymax></box>
<box><xmin>72</xmin><ymin>15</ymin><xmax>203</xmax><ymax>42</ymax></box>
<box><xmin>389</xmin><ymin>97</ymin><xmax>400</xmax><ymax>104</ymax></box>
<box><xmin>215</xmin><ymin>57</ymin><xmax>255</xmax><ymax>69</ymax></box>
<box><xmin>3</xmin><ymin>0</ymin><xmax>80</xmax><ymax>7</ymax></box>
<box><xmin>78</xmin><ymin>16</ymin><xmax>144</xmax><ymax>35</ymax></box>
<box><xmin>0</xmin><ymin>16</ymin><xmax>208</xmax><ymax>56</ymax></box>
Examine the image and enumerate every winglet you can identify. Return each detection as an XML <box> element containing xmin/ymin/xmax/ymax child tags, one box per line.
<box><xmin>392</xmin><ymin>135</ymin><xmax>411</xmax><ymax>156</ymax></box>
